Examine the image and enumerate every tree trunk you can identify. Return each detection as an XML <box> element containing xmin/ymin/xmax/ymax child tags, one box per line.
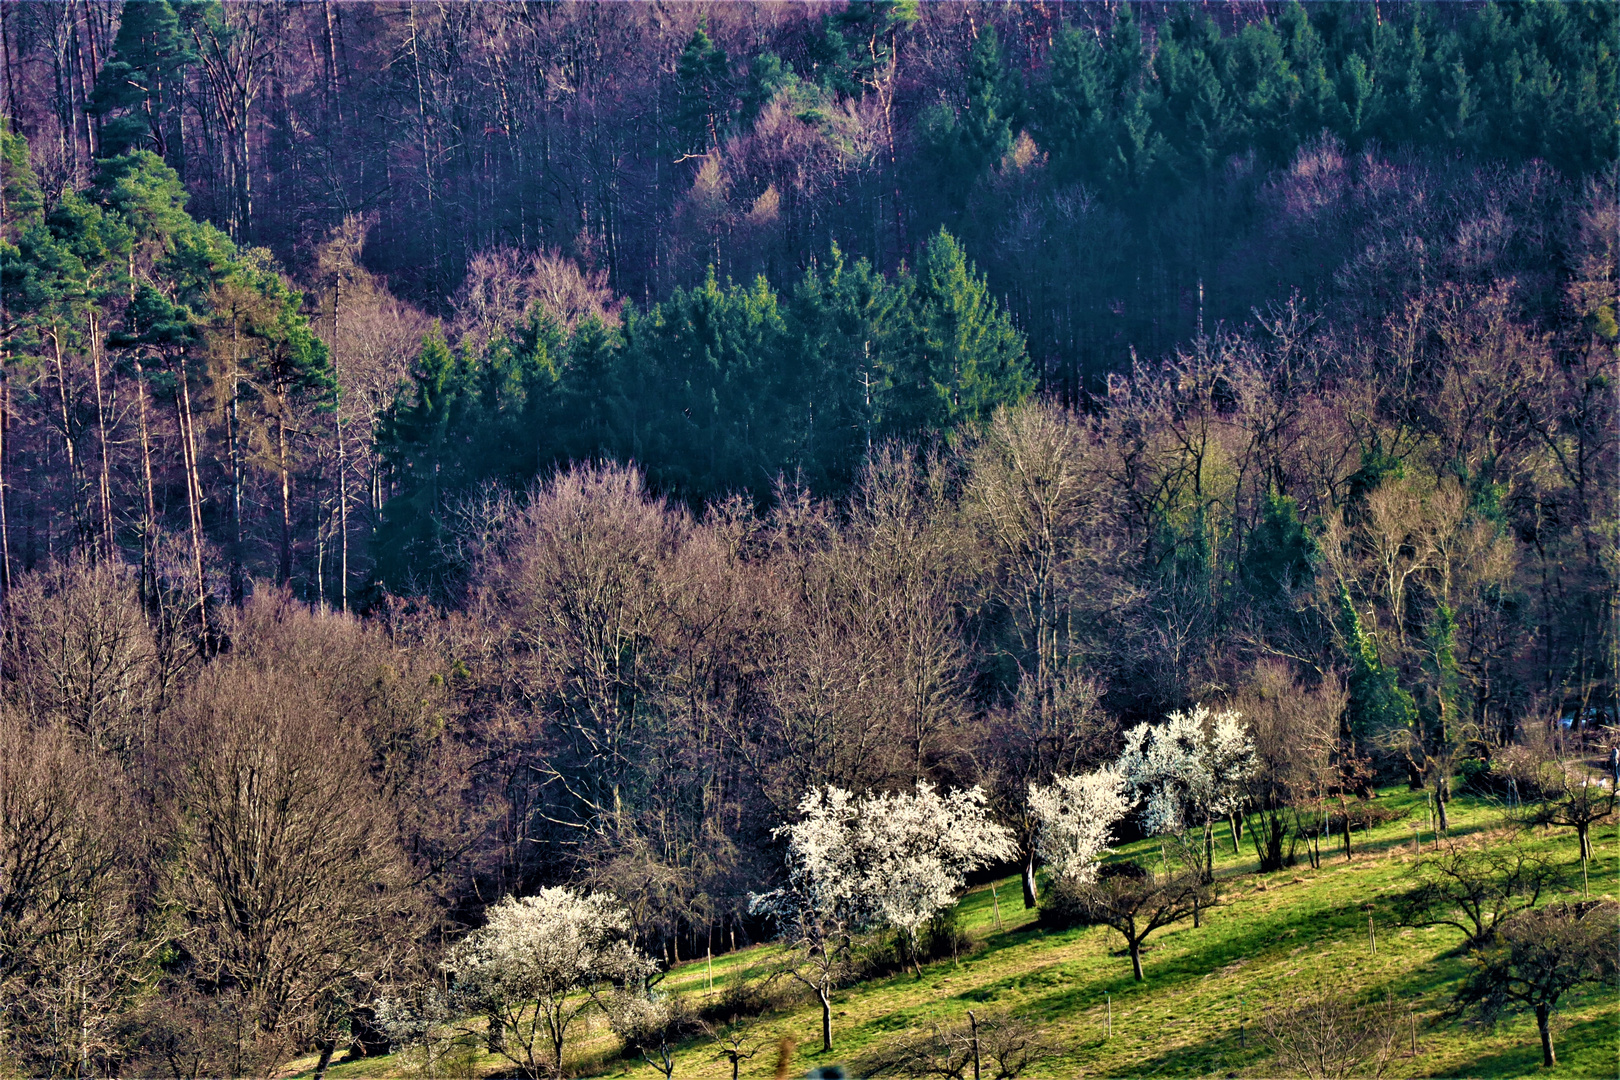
<box><xmin>818</xmin><ymin>986</ymin><xmax>833</xmax><ymax>1052</ymax></box>
<box><xmin>89</xmin><ymin>315</ymin><xmax>113</xmax><ymax>559</ymax></box>
<box><xmin>132</xmin><ymin>357</ymin><xmax>157</xmax><ymax>605</ymax></box>
<box><xmin>332</xmin><ymin>275</ymin><xmax>347</xmax><ymax>611</ymax></box>
<box><xmin>485</xmin><ymin>1010</ymin><xmax>504</xmax><ymax>1054</ymax></box>
<box><xmin>275</xmin><ymin>406</ymin><xmax>292</xmax><ymax>585</ymax></box>
<box><xmin>1577</xmin><ymin>822</ymin><xmax>1591</xmax><ymax>864</ymax></box>
<box><xmin>0</xmin><ymin>375</ymin><xmax>11</xmax><ymax>595</ymax></box>
<box><xmin>311</xmin><ymin>1038</ymin><xmax>336</xmax><ymax>1080</ymax></box>
<box><xmin>1022</xmin><ymin>852</ymin><xmax>1038</xmax><ymax>908</ymax></box>
<box><xmin>1435</xmin><ymin>784</ymin><xmax>1449</xmax><ymax>833</ymax></box>
<box><xmin>49</xmin><ymin>329</ymin><xmax>83</xmax><ymax>543</ymax></box>
<box><xmin>228</xmin><ymin>329</ymin><xmax>244</xmax><ymax>603</ymax></box>
<box><xmin>176</xmin><ymin>370</ymin><xmax>207</xmax><ymax>632</ymax></box>
<box><xmin>1129</xmin><ymin>939</ymin><xmax>1144</xmax><ymax>981</ymax></box>
<box><xmin>1536</xmin><ymin>1003</ymin><xmax>1555</xmax><ymax>1067</ymax></box>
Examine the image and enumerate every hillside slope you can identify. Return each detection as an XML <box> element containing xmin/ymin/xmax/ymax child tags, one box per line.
<box><xmin>293</xmin><ymin>788</ymin><xmax>1617</xmax><ymax>1079</ymax></box>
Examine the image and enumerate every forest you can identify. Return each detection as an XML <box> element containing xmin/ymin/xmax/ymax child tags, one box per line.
<box><xmin>0</xmin><ymin>1</ymin><xmax>1615</xmax><ymax>1076</ymax></box>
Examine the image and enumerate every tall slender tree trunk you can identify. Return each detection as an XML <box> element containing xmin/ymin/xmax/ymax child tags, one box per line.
<box><xmin>1129</xmin><ymin>939</ymin><xmax>1144</xmax><ymax>981</ymax></box>
<box><xmin>228</xmin><ymin>325</ymin><xmax>244</xmax><ymax>603</ymax></box>
<box><xmin>274</xmin><ymin>406</ymin><xmax>292</xmax><ymax>586</ymax></box>
<box><xmin>818</xmin><ymin>985</ymin><xmax>833</xmax><ymax>1052</ymax></box>
<box><xmin>73</xmin><ymin>3</ymin><xmax>96</xmax><ymax>159</ymax></box>
<box><xmin>132</xmin><ymin>357</ymin><xmax>157</xmax><ymax>605</ymax></box>
<box><xmin>0</xmin><ymin>375</ymin><xmax>11</xmax><ymax>596</ymax></box>
<box><xmin>332</xmin><ymin>275</ymin><xmax>347</xmax><ymax>611</ymax></box>
<box><xmin>1022</xmin><ymin>850</ymin><xmax>1039</xmax><ymax>908</ymax></box>
<box><xmin>175</xmin><ymin>366</ymin><xmax>208</xmax><ymax>633</ymax></box>
<box><xmin>89</xmin><ymin>314</ymin><xmax>114</xmax><ymax>559</ymax></box>
<box><xmin>1</xmin><ymin>1</ymin><xmax>18</xmax><ymax>130</ymax></box>
<box><xmin>1536</xmin><ymin>1004</ymin><xmax>1555</xmax><ymax>1067</ymax></box>
<box><xmin>49</xmin><ymin>328</ymin><xmax>83</xmax><ymax>543</ymax></box>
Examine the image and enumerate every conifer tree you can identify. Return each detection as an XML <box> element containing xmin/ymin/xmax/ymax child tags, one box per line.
<box><xmin>87</xmin><ymin>0</ymin><xmax>195</xmax><ymax>164</ymax></box>
<box><xmin>959</xmin><ymin>25</ymin><xmax>1017</xmax><ymax>173</ymax></box>
<box><xmin>882</xmin><ymin>229</ymin><xmax>1031</xmax><ymax>435</ymax></box>
<box><xmin>675</xmin><ymin>25</ymin><xmax>732</xmax><ymax>159</ymax></box>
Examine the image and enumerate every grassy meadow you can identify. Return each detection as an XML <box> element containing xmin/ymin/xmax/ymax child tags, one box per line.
<box><xmin>288</xmin><ymin>787</ymin><xmax>1618</xmax><ymax>1080</ymax></box>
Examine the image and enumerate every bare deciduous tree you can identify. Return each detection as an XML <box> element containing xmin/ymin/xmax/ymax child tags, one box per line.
<box><xmin>169</xmin><ymin>654</ymin><xmax>424</xmax><ymax>1072</ymax></box>
<box><xmin>1395</xmin><ymin>829</ymin><xmax>1568</xmax><ymax>948</ymax></box>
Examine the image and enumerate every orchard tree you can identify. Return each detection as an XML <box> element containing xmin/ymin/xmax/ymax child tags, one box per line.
<box><xmin>1028</xmin><ymin>766</ymin><xmax>1131</xmax><ymax>885</ymax></box>
<box><xmin>1395</xmin><ymin>833</ymin><xmax>1568</xmax><ymax>948</ymax></box>
<box><xmin>1529</xmin><ymin>768</ymin><xmax>1615</xmax><ymax>871</ymax></box>
<box><xmin>447</xmin><ymin>888</ymin><xmax>657</xmax><ymax>1079</ymax></box>
<box><xmin>1068</xmin><ymin>865</ymin><xmax>1210</xmax><ymax>982</ymax></box>
<box><xmin>1119</xmin><ymin>705</ymin><xmax>1255</xmax><ymax>880</ymax></box>
<box><xmin>1452</xmin><ymin>901</ymin><xmax>1618</xmax><ymax>1068</ymax></box>
<box><xmin>750</xmin><ymin>786</ymin><xmax>867</xmax><ymax>1054</ymax></box>
<box><xmin>753</xmin><ymin>782</ymin><xmax>1014</xmax><ymax>1051</ymax></box>
<box><xmin>858</xmin><ymin>782</ymin><xmax>1016</xmax><ymax>964</ymax></box>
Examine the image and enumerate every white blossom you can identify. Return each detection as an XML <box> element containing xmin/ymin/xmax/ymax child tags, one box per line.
<box><xmin>752</xmin><ymin>780</ymin><xmax>1016</xmax><ymax>1050</ymax></box>
<box><xmin>1028</xmin><ymin>766</ymin><xmax>1131</xmax><ymax>884</ymax></box>
<box><xmin>755</xmin><ymin>782</ymin><xmax>1015</xmax><ymax>940</ymax></box>
<box><xmin>448</xmin><ymin>887</ymin><xmax>654</xmax><ymax>1001</ymax></box>
<box><xmin>1118</xmin><ymin>704</ymin><xmax>1256</xmax><ymax>839</ymax></box>
<box><xmin>855</xmin><ymin>782</ymin><xmax>1018</xmax><ymax>941</ymax></box>
<box><xmin>446</xmin><ymin>887</ymin><xmax>656</xmax><ymax>1076</ymax></box>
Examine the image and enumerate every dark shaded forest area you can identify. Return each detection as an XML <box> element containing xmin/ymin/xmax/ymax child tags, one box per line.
<box><xmin>0</xmin><ymin>1</ymin><xmax>1614</xmax><ymax>1075</ymax></box>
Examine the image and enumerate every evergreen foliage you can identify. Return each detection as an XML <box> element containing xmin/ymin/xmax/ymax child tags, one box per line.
<box><xmin>373</xmin><ymin>234</ymin><xmax>1031</xmax><ymax>593</ymax></box>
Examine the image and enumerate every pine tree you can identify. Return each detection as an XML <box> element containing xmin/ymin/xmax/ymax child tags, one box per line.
<box><xmin>87</xmin><ymin>0</ymin><xmax>195</xmax><ymax>164</ymax></box>
<box><xmin>1035</xmin><ymin>22</ymin><xmax>1107</xmax><ymax>186</ymax></box>
<box><xmin>376</xmin><ymin>327</ymin><xmax>470</xmax><ymax>595</ymax></box>
<box><xmin>675</xmin><ymin>25</ymin><xmax>732</xmax><ymax>159</ymax></box>
<box><xmin>1155</xmin><ymin>11</ymin><xmax>1235</xmax><ymax>176</ymax></box>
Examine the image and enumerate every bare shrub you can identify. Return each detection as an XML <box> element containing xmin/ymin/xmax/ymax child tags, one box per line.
<box><xmin>860</xmin><ymin>1011</ymin><xmax>1046</xmax><ymax>1079</ymax></box>
<box><xmin>1261</xmin><ymin>991</ymin><xmax>1401</xmax><ymax>1079</ymax></box>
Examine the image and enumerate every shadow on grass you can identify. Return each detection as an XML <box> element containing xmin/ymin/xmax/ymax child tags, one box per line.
<box><xmin>1451</xmin><ymin>1013</ymin><xmax>1619</xmax><ymax>1078</ymax></box>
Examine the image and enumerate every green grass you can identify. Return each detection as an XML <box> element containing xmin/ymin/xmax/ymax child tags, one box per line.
<box><xmin>285</xmin><ymin>788</ymin><xmax>1619</xmax><ymax>1079</ymax></box>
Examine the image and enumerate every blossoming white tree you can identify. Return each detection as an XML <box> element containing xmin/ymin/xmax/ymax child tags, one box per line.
<box><xmin>749</xmin><ymin>786</ymin><xmax>867</xmax><ymax>1054</ymax></box>
<box><xmin>446</xmin><ymin>888</ymin><xmax>656</xmax><ymax>1078</ymax></box>
<box><xmin>752</xmin><ymin>782</ymin><xmax>1015</xmax><ymax>1051</ymax></box>
<box><xmin>1028</xmin><ymin>766</ymin><xmax>1131</xmax><ymax>884</ymax></box>
<box><xmin>1118</xmin><ymin>705</ymin><xmax>1256</xmax><ymax>880</ymax></box>
<box><xmin>859</xmin><ymin>782</ymin><xmax>1018</xmax><ymax>955</ymax></box>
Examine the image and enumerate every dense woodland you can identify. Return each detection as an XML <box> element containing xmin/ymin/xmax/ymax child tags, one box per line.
<box><xmin>0</xmin><ymin>1</ymin><xmax>1615</xmax><ymax>1075</ymax></box>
